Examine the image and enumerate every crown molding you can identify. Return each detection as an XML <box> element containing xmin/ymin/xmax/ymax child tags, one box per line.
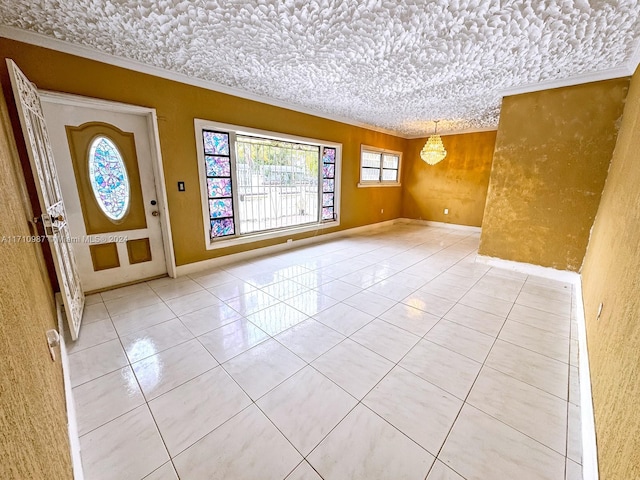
<box><xmin>0</xmin><ymin>25</ymin><xmax>406</xmax><ymax>138</ymax></box>
<box><xmin>2</xmin><ymin>25</ymin><xmax>638</xmax><ymax>139</ymax></box>
<box><xmin>627</xmin><ymin>38</ymin><xmax>640</xmax><ymax>75</ymax></box>
<box><xmin>499</xmin><ymin>64</ymin><xmax>632</xmax><ymax>98</ymax></box>
<box><xmin>404</xmin><ymin>126</ymin><xmax>498</xmax><ymax>140</ymax></box>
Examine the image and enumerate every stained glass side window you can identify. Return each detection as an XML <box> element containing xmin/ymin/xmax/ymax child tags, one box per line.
<box><xmin>88</xmin><ymin>136</ymin><xmax>130</xmax><ymax>221</ymax></box>
<box><xmin>202</xmin><ymin>130</ymin><xmax>235</xmax><ymax>238</ymax></box>
<box><xmin>203</xmin><ymin>131</ymin><xmax>230</xmax><ymax>156</ymax></box>
<box><xmin>321</xmin><ymin>147</ymin><xmax>336</xmax><ymax>221</ymax></box>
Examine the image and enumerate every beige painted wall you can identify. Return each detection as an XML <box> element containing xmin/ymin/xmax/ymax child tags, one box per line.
<box><xmin>0</xmin><ymin>81</ymin><xmax>72</xmax><ymax>478</ymax></box>
<box><xmin>402</xmin><ymin>131</ymin><xmax>496</xmax><ymax>227</ymax></box>
<box><xmin>479</xmin><ymin>78</ymin><xmax>629</xmax><ymax>271</ymax></box>
<box><xmin>580</xmin><ymin>65</ymin><xmax>640</xmax><ymax>479</ymax></box>
<box><xmin>0</xmin><ymin>38</ymin><xmax>406</xmax><ymax>267</ymax></box>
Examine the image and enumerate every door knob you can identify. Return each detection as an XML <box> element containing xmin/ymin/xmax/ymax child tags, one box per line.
<box><xmin>151</xmin><ymin>211</ymin><xmax>160</xmax><ymax>217</ymax></box>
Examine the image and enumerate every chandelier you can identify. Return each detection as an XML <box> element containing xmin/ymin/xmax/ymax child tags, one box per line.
<box><xmin>420</xmin><ymin>120</ymin><xmax>447</xmax><ymax>165</ymax></box>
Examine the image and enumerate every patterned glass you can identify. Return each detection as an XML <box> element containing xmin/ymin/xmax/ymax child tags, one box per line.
<box><xmin>322</xmin><ymin>164</ymin><xmax>335</xmax><ymax>179</ymax></box>
<box><xmin>203</xmin><ymin>131</ymin><xmax>230</xmax><ymax>156</ymax></box>
<box><xmin>203</xmin><ymin>129</ymin><xmax>235</xmax><ymax>238</ymax></box>
<box><xmin>210</xmin><ymin>218</ymin><xmax>235</xmax><ymax>238</ymax></box>
<box><xmin>88</xmin><ymin>136</ymin><xmax>130</xmax><ymax>220</ymax></box>
<box><xmin>209</xmin><ymin>198</ymin><xmax>234</xmax><ymax>218</ymax></box>
<box><xmin>206</xmin><ymin>156</ymin><xmax>231</xmax><ymax>177</ymax></box>
<box><xmin>207</xmin><ymin>178</ymin><xmax>232</xmax><ymax>198</ymax></box>
<box><xmin>322</xmin><ymin>147</ymin><xmax>336</xmax><ymax>164</ymax></box>
<box><xmin>321</xmin><ymin>147</ymin><xmax>336</xmax><ymax>222</ymax></box>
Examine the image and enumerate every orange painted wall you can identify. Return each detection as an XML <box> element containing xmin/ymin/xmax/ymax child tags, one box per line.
<box><xmin>402</xmin><ymin>131</ymin><xmax>496</xmax><ymax>227</ymax></box>
<box><xmin>479</xmin><ymin>78</ymin><xmax>629</xmax><ymax>271</ymax></box>
<box><xmin>581</xmin><ymin>65</ymin><xmax>640</xmax><ymax>480</ymax></box>
<box><xmin>0</xmin><ymin>79</ymin><xmax>72</xmax><ymax>479</ymax></box>
<box><xmin>0</xmin><ymin>38</ymin><xmax>405</xmax><ymax>266</ymax></box>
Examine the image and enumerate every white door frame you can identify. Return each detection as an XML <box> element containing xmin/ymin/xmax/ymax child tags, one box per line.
<box><xmin>39</xmin><ymin>90</ymin><xmax>177</xmax><ymax>280</ymax></box>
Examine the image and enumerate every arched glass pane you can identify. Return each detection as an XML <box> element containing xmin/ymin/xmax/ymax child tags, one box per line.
<box><xmin>88</xmin><ymin>136</ymin><xmax>130</xmax><ymax>220</ymax></box>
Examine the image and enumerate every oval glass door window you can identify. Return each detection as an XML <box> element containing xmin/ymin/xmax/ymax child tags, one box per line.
<box><xmin>88</xmin><ymin>136</ymin><xmax>130</xmax><ymax>220</ymax></box>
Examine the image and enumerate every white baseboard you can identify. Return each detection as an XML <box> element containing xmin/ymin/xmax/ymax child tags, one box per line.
<box><xmin>176</xmin><ymin>219</ymin><xmax>399</xmax><ymax>276</ymax></box>
<box><xmin>475</xmin><ymin>254</ymin><xmax>581</xmax><ymax>284</ymax></box>
<box><xmin>177</xmin><ymin>218</ymin><xmax>485</xmax><ymax>276</ymax></box>
<box><xmin>398</xmin><ymin>218</ymin><xmax>482</xmax><ymax>233</ymax></box>
<box><xmin>55</xmin><ymin>294</ymin><xmax>84</xmax><ymax>480</ymax></box>
<box><xmin>474</xmin><ymin>255</ymin><xmax>598</xmax><ymax>480</ymax></box>
<box><xmin>574</xmin><ymin>279</ymin><xmax>599</xmax><ymax>480</ymax></box>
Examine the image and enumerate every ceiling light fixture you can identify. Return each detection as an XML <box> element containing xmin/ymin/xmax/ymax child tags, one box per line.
<box><xmin>420</xmin><ymin>121</ymin><xmax>447</xmax><ymax>165</ymax></box>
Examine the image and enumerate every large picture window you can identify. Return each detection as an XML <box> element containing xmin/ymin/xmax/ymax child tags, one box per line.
<box><xmin>196</xmin><ymin>120</ymin><xmax>340</xmax><ymax>248</ymax></box>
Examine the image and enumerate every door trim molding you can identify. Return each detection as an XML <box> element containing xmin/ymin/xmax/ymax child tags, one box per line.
<box><xmin>39</xmin><ymin>91</ymin><xmax>177</xmax><ymax>279</ymax></box>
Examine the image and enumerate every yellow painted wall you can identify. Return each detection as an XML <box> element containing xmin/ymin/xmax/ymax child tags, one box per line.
<box><xmin>478</xmin><ymin>78</ymin><xmax>629</xmax><ymax>271</ymax></box>
<box><xmin>0</xmin><ymin>81</ymin><xmax>72</xmax><ymax>478</ymax></box>
<box><xmin>402</xmin><ymin>131</ymin><xmax>496</xmax><ymax>227</ymax></box>
<box><xmin>580</xmin><ymin>65</ymin><xmax>640</xmax><ymax>480</ymax></box>
<box><xmin>0</xmin><ymin>38</ymin><xmax>405</xmax><ymax>266</ymax></box>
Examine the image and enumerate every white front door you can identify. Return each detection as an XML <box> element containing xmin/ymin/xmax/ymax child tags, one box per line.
<box><xmin>41</xmin><ymin>99</ymin><xmax>167</xmax><ymax>292</ymax></box>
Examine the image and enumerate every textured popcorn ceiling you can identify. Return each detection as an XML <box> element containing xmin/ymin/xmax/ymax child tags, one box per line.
<box><xmin>1</xmin><ymin>1</ymin><xmax>639</xmax><ymax>136</ymax></box>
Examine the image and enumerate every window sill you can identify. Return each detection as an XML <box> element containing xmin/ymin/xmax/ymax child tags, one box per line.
<box><xmin>357</xmin><ymin>182</ymin><xmax>402</xmax><ymax>188</ymax></box>
<box><xmin>204</xmin><ymin>220</ymin><xmax>340</xmax><ymax>250</ymax></box>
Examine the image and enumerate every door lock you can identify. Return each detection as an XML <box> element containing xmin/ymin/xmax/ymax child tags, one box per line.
<box><xmin>151</xmin><ymin>211</ymin><xmax>160</xmax><ymax>217</ymax></box>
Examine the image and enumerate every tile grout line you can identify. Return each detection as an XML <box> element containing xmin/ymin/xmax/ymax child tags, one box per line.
<box><xmin>75</xmin><ymin>226</ymin><xmax>572</xmax><ymax>480</ymax></box>
<box><xmin>422</xmin><ymin>266</ymin><xmax>528</xmax><ymax>477</ymax></box>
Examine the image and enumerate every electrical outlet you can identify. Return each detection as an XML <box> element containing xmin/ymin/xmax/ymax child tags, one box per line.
<box><xmin>287</xmin><ymin>238</ymin><xmax>293</xmax><ymax>244</ymax></box>
<box><xmin>444</xmin><ymin>208</ymin><xmax>449</xmax><ymax>215</ymax></box>
<box><xmin>381</xmin><ymin>209</ymin><xmax>384</xmax><ymax>214</ymax></box>
<box><xmin>597</xmin><ymin>302</ymin><xmax>603</xmax><ymax>319</ymax></box>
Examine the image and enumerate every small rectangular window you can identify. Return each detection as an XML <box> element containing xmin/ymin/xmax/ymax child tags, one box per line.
<box><xmin>359</xmin><ymin>146</ymin><xmax>402</xmax><ymax>187</ymax></box>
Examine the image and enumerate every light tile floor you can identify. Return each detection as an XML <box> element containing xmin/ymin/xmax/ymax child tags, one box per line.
<box><xmin>68</xmin><ymin>224</ymin><xmax>583</xmax><ymax>480</ymax></box>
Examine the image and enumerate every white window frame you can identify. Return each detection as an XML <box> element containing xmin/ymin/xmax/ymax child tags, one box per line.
<box><xmin>195</xmin><ymin>119</ymin><xmax>341</xmax><ymax>250</ymax></box>
<box><xmin>358</xmin><ymin>144</ymin><xmax>402</xmax><ymax>188</ymax></box>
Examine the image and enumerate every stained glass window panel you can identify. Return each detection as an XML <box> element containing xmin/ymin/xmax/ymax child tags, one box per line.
<box><xmin>322</xmin><ymin>193</ymin><xmax>334</xmax><ymax>207</ymax></box>
<box><xmin>210</xmin><ymin>218</ymin><xmax>235</xmax><ymax>238</ymax></box>
<box><xmin>203</xmin><ymin>131</ymin><xmax>230</xmax><ymax>156</ymax></box>
<box><xmin>88</xmin><ymin>136</ymin><xmax>130</xmax><ymax>220</ymax></box>
<box><xmin>209</xmin><ymin>198</ymin><xmax>234</xmax><ymax>218</ymax></box>
<box><xmin>206</xmin><ymin>156</ymin><xmax>231</xmax><ymax>177</ymax></box>
<box><xmin>207</xmin><ymin>178</ymin><xmax>232</xmax><ymax>198</ymax></box>
<box><xmin>322</xmin><ymin>179</ymin><xmax>334</xmax><ymax>193</ymax></box>
<box><xmin>322</xmin><ymin>147</ymin><xmax>336</xmax><ymax>164</ymax></box>
<box><xmin>322</xmin><ymin>207</ymin><xmax>334</xmax><ymax>220</ymax></box>
<box><xmin>322</xmin><ymin>164</ymin><xmax>335</xmax><ymax>179</ymax></box>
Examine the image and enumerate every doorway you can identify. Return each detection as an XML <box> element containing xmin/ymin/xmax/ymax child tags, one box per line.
<box><xmin>41</xmin><ymin>93</ymin><xmax>175</xmax><ymax>292</ymax></box>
